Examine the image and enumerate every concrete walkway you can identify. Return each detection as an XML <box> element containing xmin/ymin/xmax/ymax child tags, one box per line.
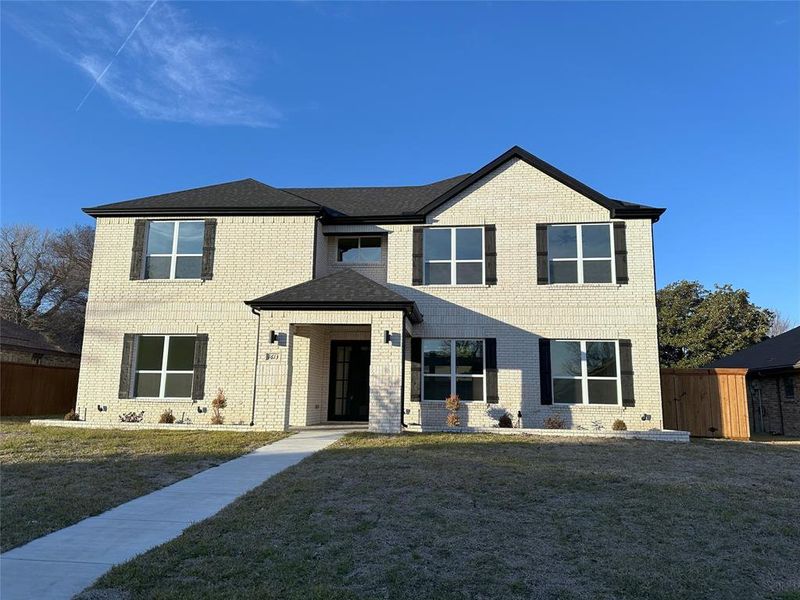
<box><xmin>0</xmin><ymin>429</ymin><xmax>345</xmax><ymax>600</ymax></box>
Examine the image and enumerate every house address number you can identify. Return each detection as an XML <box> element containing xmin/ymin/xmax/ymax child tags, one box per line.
<box><xmin>264</xmin><ymin>352</ymin><xmax>280</xmax><ymax>361</ymax></box>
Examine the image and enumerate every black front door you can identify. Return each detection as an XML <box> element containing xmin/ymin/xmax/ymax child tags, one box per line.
<box><xmin>328</xmin><ymin>341</ymin><xmax>370</xmax><ymax>421</ymax></box>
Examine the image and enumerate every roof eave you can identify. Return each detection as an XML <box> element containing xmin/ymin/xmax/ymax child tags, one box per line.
<box><xmin>244</xmin><ymin>300</ymin><xmax>423</xmax><ymax>324</ymax></box>
<box><xmin>83</xmin><ymin>206</ymin><xmax>323</xmax><ymax>218</ymax></box>
<box><xmin>320</xmin><ymin>213</ymin><xmax>427</xmax><ymax>225</ymax></box>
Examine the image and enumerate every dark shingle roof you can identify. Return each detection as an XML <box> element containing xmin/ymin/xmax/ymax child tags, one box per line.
<box><xmin>707</xmin><ymin>326</ymin><xmax>800</xmax><ymax>372</ymax></box>
<box><xmin>245</xmin><ymin>269</ymin><xmax>422</xmax><ymax>323</ymax></box>
<box><xmin>82</xmin><ymin>146</ymin><xmax>665</xmax><ymax>222</ymax></box>
<box><xmin>0</xmin><ymin>319</ymin><xmax>79</xmax><ymax>356</ymax></box>
<box><xmin>84</xmin><ymin>179</ymin><xmax>321</xmax><ymax>216</ymax></box>
<box><xmin>283</xmin><ymin>174</ymin><xmax>471</xmax><ymax>217</ymax></box>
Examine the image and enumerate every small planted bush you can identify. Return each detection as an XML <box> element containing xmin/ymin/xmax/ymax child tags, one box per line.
<box><xmin>444</xmin><ymin>393</ymin><xmax>461</xmax><ymax>428</ymax></box>
<box><xmin>159</xmin><ymin>409</ymin><xmax>176</xmax><ymax>424</ymax></box>
<box><xmin>498</xmin><ymin>413</ymin><xmax>513</xmax><ymax>428</ymax></box>
<box><xmin>612</xmin><ymin>419</ymin><xmax>627</xmax><ymax>431</ymax></box>
<box><xmin>119</xmin><ymin>411</ymin><xmax>145</xmax><ymax>423</ymax></box>
<box><xmin>210</xmin><ymin>388</ymin><xmax>227</xmax><ymax>425</ymax></box>
<box><xmin>64</xmin><ymin>409</ymin><xmax>80</xmax><ymax>421</ymax></box>
<box><xmin>543</xmin><ymin>415</ymin><xmax>566</xmax><ymax>429</ymax></box>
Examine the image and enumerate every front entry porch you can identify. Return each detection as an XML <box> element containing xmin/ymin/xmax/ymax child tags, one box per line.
<box><xmin>244</xmin><ymin>269</ymin><xmax>423</xmax><ymax>434</ymax></box>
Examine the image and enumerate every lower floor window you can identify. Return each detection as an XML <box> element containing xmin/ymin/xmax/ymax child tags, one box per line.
<box><xmin>422</xmin><ymin>339</ymin><xmax>485</xmax><ymax>401</ymax></box>
<box><xmin>551</xmin><ymin>340</ymin><xmax>620</xmax><ymax>405</ymax></box>
<box><xmin>134</xmin><ymin>335</ymin><xmax>196</xmax><ymax>398</ymax></box>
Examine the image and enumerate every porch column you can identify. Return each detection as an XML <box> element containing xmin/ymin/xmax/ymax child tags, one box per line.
<box><xmin>368</xmin><ymin>311</ymin><xmax>405</xmax><ymax>433</ymax></box>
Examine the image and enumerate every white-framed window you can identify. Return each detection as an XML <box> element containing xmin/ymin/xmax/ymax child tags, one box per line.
<box><xmin>422</xmin><ymin>339</ymin><xmax>485</xmax><ymax>402</ymax></box>
<box><xmin>551</xmin><ymin>340</ymin><xmax>621</xmax><ymax>405</ymax></box>
<box><xmin>336</xmin><ymin>236</ymin><xmax>382</xmax><ymax>263</ymax></box>
<box><xmin>423</xmin><ymin>227</ymin><xmax>484</xmax><ymax>285</ymax></box>
<box><xmin>144</xmin><ymin>221</ymin><xmax>204</xmax><ymax>279</ymax></box>
<box><xmin>548</xmin><ymin>224</ymin><xmax>615</xmax><ymax>284</ymax></box>
<box><xmin>133</xmin><ymin>335</ymin><xmax>196</xmax><ymax>398</ymax></box>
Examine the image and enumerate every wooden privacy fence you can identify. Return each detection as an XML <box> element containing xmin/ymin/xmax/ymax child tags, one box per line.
<box><xmin>1</xmin><ymin>362</ymin><xmax>79</xmax><ymax>416</ymax></box>
<box><xmin>661</xmin><ymin>368</ymin><xmax>750</xmax><ymax>439</ymax></box>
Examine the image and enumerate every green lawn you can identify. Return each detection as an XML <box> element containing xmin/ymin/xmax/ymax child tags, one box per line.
<box><xmin>0</xmin><ymin>417</ymin><xmax>288</xmax><ymax>551</ymax></box>
<box><xmin>81</xmin><ymin>433</ymin><xmax>800</xmax><ymax>600</ymax></box>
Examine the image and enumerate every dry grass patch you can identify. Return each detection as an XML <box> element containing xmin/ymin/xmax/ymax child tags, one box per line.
<box><xmin>83</xmin><ymin>433</ymin><xmax>800</xmax><ymax>600</ymax></box>
<box><xmin>0</xmin><ymin>417</ymin><xmax>288</xmax><ymax>550</ymax></box>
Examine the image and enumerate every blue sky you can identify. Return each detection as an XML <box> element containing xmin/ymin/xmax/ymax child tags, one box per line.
<box><xmin>2</xmin><ymin>1</ymin><xmax>798</xmax><ymax>322</ymax></box>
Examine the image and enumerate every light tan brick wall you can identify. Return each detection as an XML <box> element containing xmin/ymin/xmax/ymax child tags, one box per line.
<box><xmin>386</xmin><ymin>158</ymin><xmax>662</xmax><ymax>431</ymax></box>
<box><xmin>76</xmin><ymin>215</ymin><xmax>316</xmax><ymax>427</ymax></box>
<box><xmin>78</xmin><ymin>157</ymin><xmax>661</xmax><ymax>434</ymax></box>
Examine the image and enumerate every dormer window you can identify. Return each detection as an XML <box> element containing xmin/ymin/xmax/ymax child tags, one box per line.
<box><xmin>336</xmin><ymin>237</ymin><xmax>382</xmax><ymax>264</ymax></box>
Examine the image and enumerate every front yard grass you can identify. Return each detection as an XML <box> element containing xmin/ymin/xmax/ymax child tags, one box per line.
<box><xmin>83</xmin><ymin>432</ymin><xmax>799</xmax><ymax>600</ymax></box>
<box><xmin>0</xmin><ymin>417</ymin><xmax>288</xmax><ymax>551</ymax></box>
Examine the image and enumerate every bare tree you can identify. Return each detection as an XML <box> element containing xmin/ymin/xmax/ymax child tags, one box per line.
<box><xmin>770</xmin><ymin>311</ymin><xmax>795</xmax><ymax>337</ymax></box>
<box><xmin>0</xmin><ymin>224</ymin><xmax>94</xmax><ymax>349</ymax></box>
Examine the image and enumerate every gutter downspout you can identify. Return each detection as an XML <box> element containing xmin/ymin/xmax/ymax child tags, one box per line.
<box><xmin>250</xmin><ymin>307</ymin><xmax>262</xmax><ymax>427</ymax></box>
<box><xmin>400</xmin><ymin>327</ymin><xmax>407</xmax><ymax>429</ymax></box>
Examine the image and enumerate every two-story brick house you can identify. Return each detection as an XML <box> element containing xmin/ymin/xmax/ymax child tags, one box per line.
<box><xmin>76</xmin><ymin>146</ymin><xmax>665</xmax><ymax>433</ymax></box>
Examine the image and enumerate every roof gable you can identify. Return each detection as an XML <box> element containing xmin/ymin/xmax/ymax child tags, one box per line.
<box><xmin>415</xmin><ymin>146</ymin><xmax>665</xmax><ymax>221</ymax></box>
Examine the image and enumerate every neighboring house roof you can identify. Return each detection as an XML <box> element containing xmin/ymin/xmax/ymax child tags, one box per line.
<box><xmin>245</xmin><ymin>269</ymin><xmax>423</xmax><ymax>323</ymax></box>
<box><xmin>707</xmin><ymin>326</ymin><xmax>800</xmax><ymax>373</ymax></box>
<box><xmin>83</xmin><ymin>146</ymin><xmax>665</xmax><ymax>222</ymax></box>
<box><xmin>0</xmin><ymin>319</ymin><xmax>80</xmax><ymax>356</ymax></box>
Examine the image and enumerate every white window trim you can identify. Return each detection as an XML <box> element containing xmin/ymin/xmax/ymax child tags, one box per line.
<box><xmin>551</xmin><ymin>339</ymin><xmax>622</xmax><ymax>406</ymax></box>
<box><xmin>423</xmin><ymin>227</ymin><xmax>485</xmax><ymax>285</ymax></box>
<box><xmin>134</xmin><ymin>334</ymin><xmax>195</xmax><ymax>399</ymax></box>
<box><xmin>144</xmin><ymin>221</ymin><xmax>204</xmax><ymax>280</ymax></box>
<box><xmin>548</xmin><ymin>223</ymin><xmax>616</xmax><ymax>284</ymax></box>
<box><xmin>421</xmin><ymin>338</ymin><xmax>486</xmax><ymax>402</ymax></box>
<box><xmin>335</xmin><ymin>236</ymin><xmax>383</xmax><ymax>264</ymax></box>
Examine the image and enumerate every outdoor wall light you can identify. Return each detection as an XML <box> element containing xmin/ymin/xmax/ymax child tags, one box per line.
<box><xmin>384</xmin><ymin>330</ymin><xmax>392</xmax><ymax>344</ymax></box>
<box><xmin>269</xmin><ymin>330</ymin><xmax>278</xmax><ymax>344</ymax></box>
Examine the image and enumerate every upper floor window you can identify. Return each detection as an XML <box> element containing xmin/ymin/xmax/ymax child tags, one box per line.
<box><xmin>145</xmin><ymin>221</ymin><xmax>204</xmax><ymax>279</ymax></box>
<box><xmin>551</xmin><ymin>340</ymin><xmax>620</xmax><ymax>405</ymax></box>
<box><xmin>422</xmin><ymin>339</ymin><xmax>485</xmax><ymax>401</ymax></box>
<box><xmin>424</xmin><ymin>227</ymin><xmax>484</xmax><ymax>285</ymax></box>
<box><xmin>133</xmin><ymin>335</ymin><xmax>196</xmax><ymax>398</ymax></box>
<box><xmin>337</xmin><ymin>237</ymin><xmax>382</xmax><ymax>263</ymax></box>
<box><xmin>548</xmin><ymin>224</ymin><xmax>614</xmax><ymax>284</ymax></box>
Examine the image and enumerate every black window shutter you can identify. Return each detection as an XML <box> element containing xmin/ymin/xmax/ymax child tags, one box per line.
<box><xmin>192</xmin><ymin>334</ymin><xmax>209</xmax><ymax>401</ymax></box>
<box><xmin>484</xmin><ymin>225</ymin><xmax>497</xmax><ymax>285</ymax></box>
<box><xmin>410</xmin><ymin>337</ymin><xmax>421</xmax><ymax>402</ymax></box>
<box><xmin>412</xmin><ymin>227</ymin><xmax>424</xmax><ymax>286</ymax></box>
<box><xmin>619</xmin><ymin>339</ymin><xmax>635</xmax><ymax>406</ymax></box>
<box><xmin>118</xmin><ymin>334</ymin><xmax>136</xmax><ymax>399</ymax></box>
<box><xmin>129</xmin><ymin>220</ymin><xmax>147</xmax><ymax>280</ymax></box>
<box><xmin>539</xmin><ymin>337</ymin><xmax>552</xmax><ymax>404</ymax></box>
<box><xmin>536</xmin><ymin>225</ymin><xmax>549</xmax><ymax>285</ymax></box>
<box><xmin>201</xmin><ymin>219</ymin><xmax>217</xmax><ymax>281</ymax></box>
<box><xmin>485</xmin><ymin>338</ymin><xmax>498</xmax><ymax>403</ymax></box>
<box><xmin>613</xmin><ymin>222</ymin><xmax>628</xmax><ymax>285</ymax></box>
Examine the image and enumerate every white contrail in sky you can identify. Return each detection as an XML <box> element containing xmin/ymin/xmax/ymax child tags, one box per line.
<box><xmin>76</xmin><ymin>0</ymin><xmax>158</xmax><ymax>111</ymax></box>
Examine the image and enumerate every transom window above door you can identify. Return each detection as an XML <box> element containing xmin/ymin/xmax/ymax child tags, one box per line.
<box><xmin>336</xmin><ymin>237</ymin><xmax>382</xmax><ymax>263</ymax></box>
<box><xmin>424</xmin><ymin>227</ymin><xmax>484</xmax><ymax>285</ymax></box>
<box><xmin>144</xmin><ymin>221</ymin><xmax>204</xmax><ymax>279</ymax></box>
<box><xmin>548</xmin><ymin>224</ymin><xmax>614</xmax><ymax>284</ymax></box>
